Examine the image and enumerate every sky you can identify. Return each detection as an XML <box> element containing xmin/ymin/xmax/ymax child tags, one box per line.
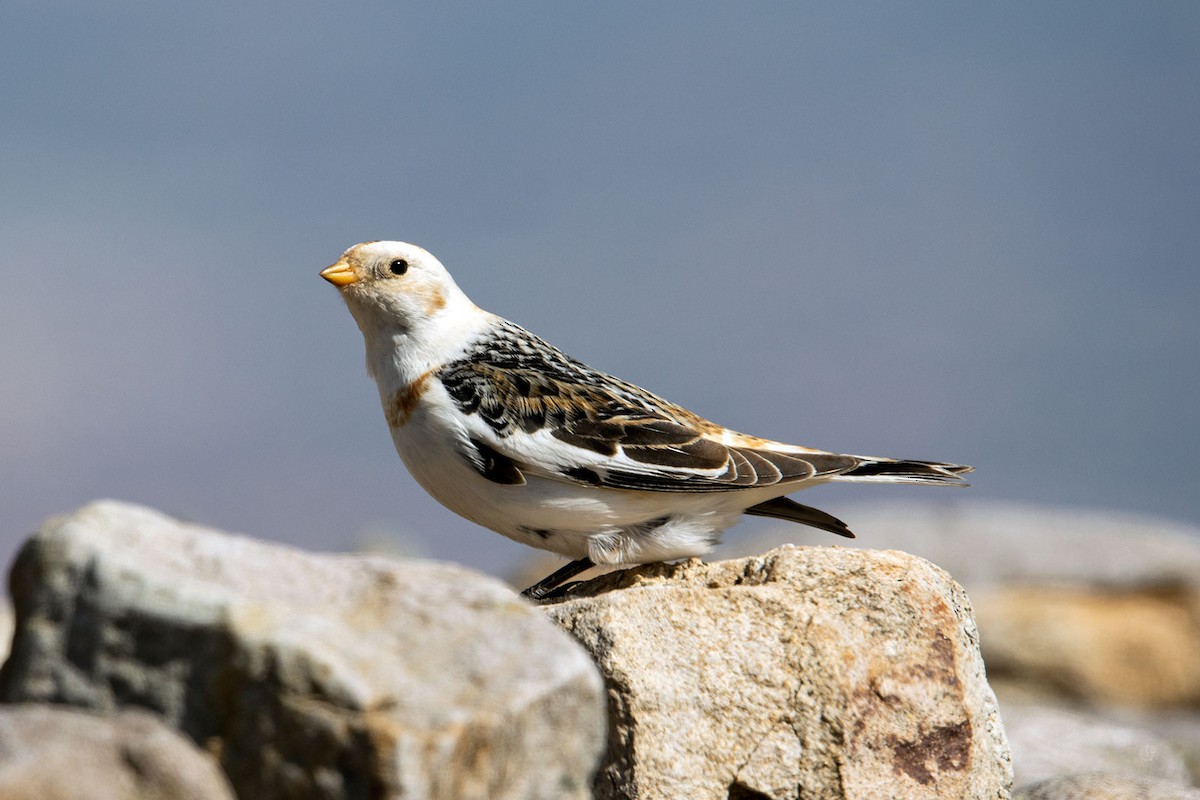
<box><xmin>3</xmin><ymin>3</ymin><xmax>1198</xmax><ymax>580</ymax></box>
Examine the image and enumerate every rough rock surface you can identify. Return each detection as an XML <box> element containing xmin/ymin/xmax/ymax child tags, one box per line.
<box><xmin>0</xmin><ymin>500</ymin><xmax>605</xmax><ymax>800</ymax></box>
<box><xmin>1014</xmin><ymin>772</ymin><xmax>1200</xmax><ymax>800</ymax></box>
<box><xmin>543</xmin><ymin>545</ymin><xmax>1012</xmax><ymax>800</ymax></box>
<box><xmin>1001</xmin><ymin>704</ymin><xmax>1192</xmax><ymax>788</ymax></box>
<box><xmin>718</xmin><ymin>501</ymin><xmax>1200</xmax><ymax>710</ymax></box>
<box><xmin>0</xmin><ymin>704</ymin><xmax>235</xmax><ymax>800</ymax></box>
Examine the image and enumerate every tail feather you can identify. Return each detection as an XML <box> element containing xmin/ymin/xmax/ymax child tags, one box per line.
<box><xmin>837</xmin><ymin>458</ymin><xmax>973</xmax><ymax>486</ymax></box>
<box><xmin>743</xmin><ymin>497</ymin><xmax>856</xmax><ymax>538</ymax></box>
<box><xmin>742</xmin><ymin>457</ymin><xmax>972</xmax><ymax>540</ymax></box>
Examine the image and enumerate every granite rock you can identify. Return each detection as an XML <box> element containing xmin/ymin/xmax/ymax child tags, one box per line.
<box><xmin>717</xmin><ymin>501</ymin><xmax>1200</xmax><ymax>710</ymax></box>
<box><xmin>1015</xmin><ymin>772</ymin><xmax>1200</xmax><ymax>800</ymax></box>
<box><xmin>0</xmin><ymin>500</ymin><xmax>606</xmax><ymax>800</ymax></box>
<box><xmin>543</xmin><ymin>545</ymin><xmax>1012</xmax><ymax>800</ymax></box>
<box><xmin>1001</xmin><ymin>704</ymin><xmax>1191</xmax><ymax>788</ymax></box>
<box><xmin>0</xmin><ymin>704</ymin><xmax>234</xmax><ymax>800</ymax></box>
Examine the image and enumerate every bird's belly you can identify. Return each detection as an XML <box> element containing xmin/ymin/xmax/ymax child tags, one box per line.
<box><xmin>385</xmin><ymin>400</ymin><xmax>765</xmax><ymax>564</ymax></box>
<box><xmin>387</xmin><ymin>408</ymin><xmax>672</xmax><ymax>550</ymax></box>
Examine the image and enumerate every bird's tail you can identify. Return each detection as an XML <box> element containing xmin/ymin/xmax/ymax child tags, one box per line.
<box><xmin>833</xmin><ymin>458</ymin><xmax>973</xmax><ymax>486</ymax></box>
<box><xmin>740</xmin><ymin>457</ymin><xmax>971</xmax><ymax>540</ymax></box>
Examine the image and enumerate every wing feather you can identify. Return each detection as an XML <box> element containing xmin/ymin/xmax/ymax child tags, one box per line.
<box><xmin>437</xmin><ymin>322</ymin><xmax>861</xmax><ymax>494</ymax></box>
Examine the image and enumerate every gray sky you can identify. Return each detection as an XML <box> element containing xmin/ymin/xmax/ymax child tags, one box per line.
<box><xmin>3</xmin><ymin>3</ymin><xmax>1198</xmax><ymax>578</ymax></box>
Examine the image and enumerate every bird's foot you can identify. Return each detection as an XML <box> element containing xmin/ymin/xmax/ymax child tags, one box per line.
<box><xmin>520</xmin><ymin>557</ymin><xmax>596</xmax><ymax>602</ymax></box>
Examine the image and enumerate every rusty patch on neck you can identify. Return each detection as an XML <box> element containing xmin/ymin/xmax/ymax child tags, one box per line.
<box><xmin>386</xmin><ymin>371</ymin><xmax>434</xmax><ymax>428</ymax></box>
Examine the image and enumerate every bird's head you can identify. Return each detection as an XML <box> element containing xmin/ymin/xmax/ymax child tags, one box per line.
<box><xmin>321</xmin><ymin>240</ymin><xmax>477</xmax><ymax>331</ymax></box>
<box><xmin>321</xmin><ymin>240</ymin><xmax>483</xmax><ymax>374</ymax></box>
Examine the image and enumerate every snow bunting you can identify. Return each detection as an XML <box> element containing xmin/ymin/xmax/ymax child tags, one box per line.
<box><xmin>321</xmin><ymin>241</ymin><xmax>972</xmax><ymax>599</ymax></box>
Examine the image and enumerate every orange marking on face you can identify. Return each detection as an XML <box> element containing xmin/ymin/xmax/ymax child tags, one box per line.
<box><xmin>386</xmin><ymin>370</ymin><xmax>434</xmax><ymax>428</ymax></box>
<box><xmin>425</xmin><ymin>286</ymin><xmax>447</xmax><ymax>316</ymax></box>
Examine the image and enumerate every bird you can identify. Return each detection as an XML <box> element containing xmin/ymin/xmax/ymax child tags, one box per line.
<box><xmin>320</xmin><ymin>240</ymin><xmax>972</xmax><ymax>600</ymax></box>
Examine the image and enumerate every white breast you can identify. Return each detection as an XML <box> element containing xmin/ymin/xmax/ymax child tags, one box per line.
<box><xmin>384</xmin><ymin>384</ymin><xmax>606</xmax><ymax>556</ymax></box>
<box><xmin>383</xmin><ymin>382</ymin><xmax>746</xmax><ymax>563</ymax></box>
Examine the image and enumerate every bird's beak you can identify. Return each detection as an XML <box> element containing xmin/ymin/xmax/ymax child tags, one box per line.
<box><xmin>320</xmin><ymin>258</ymin><xmax>359</xmax><ymax>287</ymax></box>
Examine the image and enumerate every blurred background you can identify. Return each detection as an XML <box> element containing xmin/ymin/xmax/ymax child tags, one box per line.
<box><xmin>3</xmin><ymin>3</ymin><xmax>1198</xmax><ymax>579</ymax></box>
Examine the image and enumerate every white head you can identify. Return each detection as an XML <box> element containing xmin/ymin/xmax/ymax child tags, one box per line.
<box><xmin>321</xmin><ymin>241</ymin><xmax>484</xmax><ymax>379</ymax></box>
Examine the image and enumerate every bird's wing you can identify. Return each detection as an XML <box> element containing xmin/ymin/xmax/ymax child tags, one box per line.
<box><xmin>437</xmin><ymin>322</ymin><xmax>859</xmax><ymax>492</ymax></box>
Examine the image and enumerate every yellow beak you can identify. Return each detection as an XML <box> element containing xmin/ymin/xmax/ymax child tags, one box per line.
<box><xmin>320</xmin><ymin>259</ymin><xmax>359</xmax><ymax>287</ymax></box>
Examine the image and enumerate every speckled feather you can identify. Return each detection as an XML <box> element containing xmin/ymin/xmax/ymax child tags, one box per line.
<box><xmin>437</xmin><ymin>319</ymin><xmax>863</xmax><ymax>492</ymax></box>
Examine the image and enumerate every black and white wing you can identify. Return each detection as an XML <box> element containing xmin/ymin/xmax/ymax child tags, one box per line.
<box><xmin>436</xmin><ymin>320</ymin><xmax>870</xmax><ymax>493</ymax></box>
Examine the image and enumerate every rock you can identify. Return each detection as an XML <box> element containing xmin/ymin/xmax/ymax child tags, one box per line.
<box><xmin>1143</xmin><ymin>712</ymin><xmax>1200</xmax><ymax>786</ymax></box>
<box><xmin>974</xmin><ymin>585</ymin><xmax>1200</xmax><ymax>708</ymax></box>
<box><xmin>1001</xmin><ymin>704</ymin><xmax>1191</xmax><ymax>788</ymax></box>
<box><xmin>718</xmin><ymin>501</ymin><xmax>1200</xmax><ymax>710</ymax></box>
<box><xmin>0</xmin><ymin>704</ymin><xmax>235</xmax><ymax>800</ymax></box>
<box><xmin>1014</xmin><ymin>772</ymin><xmax>1200</xmax><ymax>800</ymax></box>
<box><xmin>0</xmin><ymin>500</ymin><xmax>605</xmax><ymax>800</ymax></box>
<box><xmin>543</xmin><ymin>545</ymin><xmax>1012</xmax><ymax>800</ymax></box>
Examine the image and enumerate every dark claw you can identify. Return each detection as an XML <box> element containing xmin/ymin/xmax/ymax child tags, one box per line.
<box><xmin>520</xmin><ymin>557</ymin><xmax>596</xmax><ymax>601</ymax></box>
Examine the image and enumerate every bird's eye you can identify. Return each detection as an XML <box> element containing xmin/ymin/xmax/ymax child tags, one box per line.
<box><xmin>388</xmin><ymin>258</ymin><xmax>409</xmax><ymax>276</ymax></box>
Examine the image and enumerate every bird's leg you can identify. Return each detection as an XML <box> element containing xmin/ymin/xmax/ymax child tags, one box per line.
<box><xmin>520</xmin><ymin>557</ymin><xmax>596</xmax><ymax>602</ymax></box>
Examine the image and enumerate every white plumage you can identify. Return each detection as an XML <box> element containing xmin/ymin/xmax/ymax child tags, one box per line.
<box><xmin>321</xmin><ymin>240</ymin><xmax>971</xmax><ymax>598</ymax></box>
